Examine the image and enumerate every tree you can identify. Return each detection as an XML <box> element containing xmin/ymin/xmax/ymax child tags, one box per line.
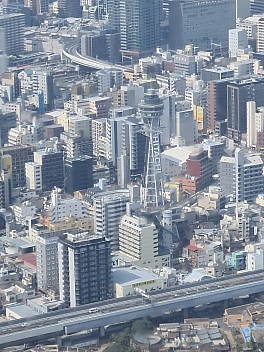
<box><xmin>131</xmin><ymin>319</ymin><xmax>154</xmax><ymax>334</ymax></box>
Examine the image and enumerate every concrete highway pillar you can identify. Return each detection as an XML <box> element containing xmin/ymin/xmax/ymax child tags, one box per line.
<box><xmin>56</xmin><ymin>337</ymin><xmax>62</xmax><ymax>346</ymax></box>
<box><xmin>99</xmin><ymin>326</ymin><xmax>105</xmax><ymax>337</ymax></box>
<box><xmin>222</xmin><ymin>300</ymin><xmax>229</xmax><ymax>310</ymax></box>
<box><xmin>182</xmin><ymin>308</ymin><xmax>189</xmax><ymax>320</ymax></box>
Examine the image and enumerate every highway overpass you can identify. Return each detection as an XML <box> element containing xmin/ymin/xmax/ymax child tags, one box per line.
<box><xmin>62</xmin><ymin>44</ymin><xmax>134</xmax><ymax>72</ymax></box>
<box><xmin>0</xmin><ymin>270</ymin><xmax>263</xmax><ymax>348</ymax></box>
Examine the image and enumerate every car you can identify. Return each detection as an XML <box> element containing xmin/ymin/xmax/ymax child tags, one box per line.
<box><xmin>88</xmin><ymin>308</ymin><xmax>99</xmax><ymax>313</ymax></box>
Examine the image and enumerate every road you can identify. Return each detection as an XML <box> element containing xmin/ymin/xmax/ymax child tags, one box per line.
<box><xmin>63</xmin><ymin>43</ymin><xmax>134</xmax><ymax>72</ymax></box>
<box><xmin>0</xmin><ymin>270</ymin><xmax>263</xmax><ymax>348</ymax></box>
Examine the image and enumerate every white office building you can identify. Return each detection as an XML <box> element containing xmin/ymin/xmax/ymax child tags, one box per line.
<box><xmin>229</xmin><ymin>59</ymin><xmax>259</xmax><ymax>77</ymax></box>
<box><xmin>25</xmin><ymin>162</ymin><xmax>42</xmax><ymax>192</ymax></box>
<box><xmin>175</xmin><ymin>109</ymin><xmax>198</xmax><ymax>146</ymax></box>
<box><xmin>8</xmin><ymin>124</ymin><xmax>37</xmax><ymax>146</ymax></box>
<box><xmin>96</xmin><ymin>70</ymin><xmax>111</xmax><ymax>94</ymax></box>
<box><xmin>36</xmin><ymin>232</ymin><xmax>60</xmax><ymax>292</ymax></box>
<box><xmin>220</xmin><ymin>148</ymin><xmax>264</xmax><ymax>202</ymax></box>
<box><xmin>229</xmin><ymin>28</ymin><xmax>248</xmax><ymax>57</ymax></box>
<box><xmin>245</xmin><ymin>242</ymin><xmax>264</xmax><ymax>271</ymax></box>
<box><xmin>43</xmin><ymin>188</ymin><xmax>89</xmax><ymax>224</ymax></box>
<box><xmin>93</xmin><ymin>189</ymin><xmax>130</xmax><ymax>250</ymax></box>
<box><xmin>106</xmin><ymin>106</ymin><xmax>134</xmax><ymax>165</ymax></box>
<box><xmin>118</xmin><ymin>212</ymin><xmax>170</xmax><ymax>269</ymax></box>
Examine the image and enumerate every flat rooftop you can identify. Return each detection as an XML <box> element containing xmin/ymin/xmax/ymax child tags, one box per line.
<box><xmin>113</xmin><ymin>266</ymin><xmax>161</xmax><ymax>286</ymax></box>
<box><xmin>162</xmin><ymin>146</ymin><xmax>194</xmax><ymax>163</ymax></box>
<box><xmin>6</xmin><ymin>304</ymin><xmax>39</xmax><ymax>319</ymax></box>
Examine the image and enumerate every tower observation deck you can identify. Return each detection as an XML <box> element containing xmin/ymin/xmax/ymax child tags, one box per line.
<box><xmin>139</xmin><ymin>89</ymin><xmax>164</xmax><ymax>210</ymax></box>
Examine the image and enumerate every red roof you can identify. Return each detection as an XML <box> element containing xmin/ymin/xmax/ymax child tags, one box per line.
<box><xmin>17</xmin><ymin>252</ymin><xmax>36</xmax><ymax>269</ymax></box>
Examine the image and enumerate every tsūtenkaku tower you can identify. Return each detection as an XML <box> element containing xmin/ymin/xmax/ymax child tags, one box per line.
<box><xmin>139</xmin><ymin>89</ymin><xmax>164</xmax><ymax>210</ymax></box>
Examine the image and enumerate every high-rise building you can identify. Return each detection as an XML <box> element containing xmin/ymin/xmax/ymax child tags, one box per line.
<box><xmin>0</xmin><ymin>14</ymin><xmax>25</xmax><ymax>55</ymax></box>
<box><xmin>65</xmin><ymin>156</ymin><xmax>93</xmax><ymax>194</ymax></box>
<box><xmin>108</xmin><ymin>0</ymin><xmax>162</xmax><ymax>59</ymax></box>
<box><xmin>25</xmin><ymin>162</ymin><xmax>42</xmax><ymax>192</ymax></box>
<box><xmin>34</xmin><ymin>148</ymin><xmax>64</xmax><ymax>192</ymax></box>
<box><xmin>119</xmin><ymin>211</ymin><xmax>170</xmax><ymax>269</ymax></box>
<box><xmin>68</xmin><ymin>115</ymin><xmax>93</xmax><ymax>139</ymax></box>
<box><xmin>58</xmin><ymin>232</ymin><xmax>112</xmax><ymax>307</ymax></box>
<box><xmin>173</xmin><ymin>52</ymin><xmax>196</xmax><ymax>76</ymax></box>
<box><xmin>168</xmin><ymin>0</ymin><xmax>236</xmax><ymax>51</ymax></box>
<box><xmin>175</xmin><ymin>109</ymin><xmax>198</xmax><ymax>146</ymax></box>
<box><xmin>227</xmin><ymin>76</ymin><xmax>264</xmax><ymax>141</ymax></box>
<box><xmin>24</xmin><ymin>0</ymin><xmax>49</xmax><ymax>14</ymax></box>
<box><xmin>2</xmin><ymin>72</ymin><xmax>20</xmax><ymax>99</ymax></box>
<box><xmin>32</xmin><ymin>71</ymin><xmax>54</xmax><ymax>110</ymax></box>
<box><xmin>0</xmin><ymin>174</ymin><xmax>7</xmax><ymax>208</ymax></box>
<box><xmin>92</xmin><ymin>118</ymin><xmax>106</xmax><ymax>157</ymax></box>
<box><xmin>93</xmin><ymin>189</ymin><xmax>130</xmax><ymax>250</ymax></box>
<box><xmin>1</xmin><ymin>3</ymin><xmax>30</xmax><ymax>26</ymax></box>
<box><xmin>81</xmin><ymin>32</ymin><xmax>109</xmax><ymax>60</ymax></box>
<box><xmin>113</xmin><ymin>84</ymin><xmax>144</xmax><ymax>109</ymax></box>
<box><xmin>247</xmin><ymin>101</ymin><xmax>264</xmax><ymax>148</ymax></box>
<box><xmin>236</xmin><ymin>0</ymin><xmax>250</xmax><ymax>19</ymax></box>
<box><xmin>229</xmin><ymin>28</ymin><xmax>248</xmax><ymax>57</ymax></box>
<box><xmin>201</xmin><ymin>67</ymin><xmax>234</xmax><ymax>83</ymax></box>
<box><xmin>87</xmin><ymin>96</ymin><xmax>111</xmax><ymax>119</ymax></box>
<box><xmin>117</xmin><ymin>154</ymin><xmax>130</xmax><ymax>188</ymax></box>
<box><xmin>250</xmin><ymin>0</ymin><xmax>264</xmax><ymax>14</ymax></box>
<box><xmin>81</xmin><ymin>32</ymin><xmax>120</xmax><ymax>63</ymax></box>
<box><xmin>58</xmin><ymin>0</ymin><xmax>82</xmax><ymax>17</ymax></box>
<box><xmin>139</xmin><ymin>89</ymin><xmax>164</xmax><ymax>210</ymax></box>
<box><xmin>105</xmin><ymin>106</ymin><xmax>135</xmax><ymax>166</ymax></box>
<box><xmin>207</xmin><ymin>78</ymin><xmax>234</xmax><ymax>133</ymax></box>
<box><xmin>256</xmin><ymin>16</ymin><xmax>264</xmax><ymax>52</ymax></box>
<box><xmin>0</xmin><ymin>144</ymin><xmax>34</xmax><ymax>188</ymax></box>
<box><xmin>96</xmin><ymin>69</ymin><xmax>123</xmax><ymax>94</ymax></box>
<box><xmin>62</xmin><ymin>134</ymin><xmax>93</xmax><ymax>159</ymax></box>
<box><xmin>36</xmin><ymin>232</ymin><xmax>61</xmax><ymax>293</ymax></box>
<box><xmin>0</xmin><ymin>112</ymin><xmax>16</xmax><ymax>146</ymax></box>
<box><xmin>186</xmin><ymin>147</ymin><xmax>214</xmax><ymax>192</ymax></box>
<box><xmin>123</xmin><ymin>117</ymin><xmax>146</xmax><ymax>178</ymax></box>
<box><xmin>220</xmin><ymin>148</ymin><xmax>264</xmax><ymax>202</ymax></box>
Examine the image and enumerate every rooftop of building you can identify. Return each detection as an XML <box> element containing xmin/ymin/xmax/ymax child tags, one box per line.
<box><xmin>225</xmin><ymin>302</ymin><xmax>264</xmax><ymax>316</ymax></box>
<box><xmin>161</xmin><ymin>146</ymin><xmax>194</xmax><ymax>164</ymax></box>
<box><xmin>0</xmin><ymin>144</ymin><xmax>34</xmax><ymax>152</ymax></box>
<box><xmin>87</xmin><ymin>96</ymin><xmax>111</xmax><ymax>102</ymax></box>
<box><xmin>44</xmin><ymin>124</ymin><xmax>64</xmax><ymax>129</ymax></box>
<box><xmin>17</xmin><ymin>253</ymin><xmax>36</xmax><ymax>269</ymax></box>
<box><xmin>93</xmin><ymin>188</ymin><xmax>130</xmax><ymax>201</ymax></box>
<box><xmin>5</xmin><ymin>303</ymin><xmax>39</xmax><ymax>319</ymax></box>
<box><xmin>112</xmin><ymin>265</ymin><xmax>161</xmax><ymax>286</ymax></box>
<box><xmin>203</xmin><ymin>66</ymin><xmax>234</xmax><ymax>73</ymax></box>
<box><xmin>245</xmin><ymin>153</ymin><xmax>263</xmax><ymax>165</ymax></box>
<box><xmin>0</xmin><ymin>13</ymin><xmax>25</xmax><ymax>19</ymax></box>
<box><xmin>0</xmin><ymin>236</ymin><xmax>35</xmax><ymax>252</ymax></box>
<box><xmin>60</xmin><ymin>232</ymin><xmax>109</xmax><ymax>246</ymax></box>
<box><xmin>34</xmin><ymin>148</ymin><xmax>62</xmax><ymax>156</ymax></box>
<box><xmin>183</xmin><ymin>268</ymin><xmax>214</xmax><ymax>283</ymax></box>
<box><xmin>220</xmin><ymin>155</ymin><xmax>235</xmax><ymax>164</ymax></box>
<box><xmin>241</xmin><ymin>15</ymin><xmax>264</xmax><ymax>23</ymax></box>
<box><xmin>29</xmin><ymin>296</ymin><xmax>64</xmax><ymax>309</ymax></box>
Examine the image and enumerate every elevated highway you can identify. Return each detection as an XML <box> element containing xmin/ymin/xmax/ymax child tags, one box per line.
<box><xmin>62</xmin><ymin>44</ymin><xmax>134</xmax><ymax>72</ymax></box>
<box><xmin>0</xmin><ymin>270</ymin><xmax>263</xmax><ymax>348</ymax></box>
